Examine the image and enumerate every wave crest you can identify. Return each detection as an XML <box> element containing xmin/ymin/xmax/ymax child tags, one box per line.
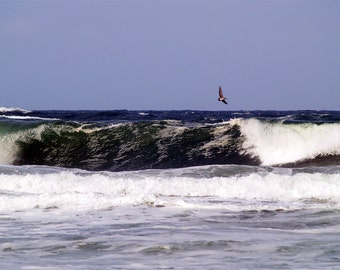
<box><xmin>0</xmin><ymin>107</ymin><xmax>31</xmax><ymax>113</ymax></box>
<box><xmin>0</xmin><ymin>118</ymin><xmax>339</xmax><ymax>170</ymax></box>
<box><xmin>239</xmin><ymin>119</ymin><xmax>340</xmax><ymax>166</ymax></box>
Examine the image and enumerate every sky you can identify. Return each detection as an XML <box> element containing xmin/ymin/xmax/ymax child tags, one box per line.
<box><xmin>1</xmin><ymin>0</ymin><xmax>339</xmax><ymax>111</ymax></box>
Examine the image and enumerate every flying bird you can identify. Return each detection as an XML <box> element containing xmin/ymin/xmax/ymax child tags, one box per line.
<box><xmin>218</xmin><ymin>86</ymin><xmax>228</xmax><ymax>105</ymax></box>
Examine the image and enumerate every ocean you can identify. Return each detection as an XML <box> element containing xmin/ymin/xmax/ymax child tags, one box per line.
<box><xmin>0</xmin><ymin>108</ymin><xmax>340</xmax><ymax>269</ymax></box>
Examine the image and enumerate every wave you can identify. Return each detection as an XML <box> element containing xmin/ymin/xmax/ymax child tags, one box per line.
<box><xmin>1</xmin><ymin>120</ymin><xmax>257</xmax><ymax>170</ymax></box>
<box><xmin>0</xmin><ymin>164</ymin><xmax>339</xmax><ymax>211</ymax></box>
<box><xmin>0</xmin><ymin>115</ymin><xmax>60</xmax><ymax>121</ymax></box>
<box><xmin>0</xmin><ymin>107</ymin><xmax>31</xmax><ymax>113</ymax></box>
<box><xmin>0</xmin><ymin>118</ymin><xmax>339</xmax><ymax>171</ymax></box>
<box><xmin>237</xmin><ymin>118</ymin><xmax>340</xmax><ymax>166</ymax></box>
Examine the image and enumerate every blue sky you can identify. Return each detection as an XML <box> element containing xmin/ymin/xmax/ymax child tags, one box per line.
<box><xmin>1</xmin><ymin>0</ymin><xmax>339</xmax><ymax>110</ymax></box>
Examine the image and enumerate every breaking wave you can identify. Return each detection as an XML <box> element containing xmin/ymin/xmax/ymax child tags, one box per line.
<box><xmin>0</xmin><ymin>107</ymin><xmax>31</xmax><ymax>113</ymax></box>
<box><xmin>0</xmin><ymin>118</ymin><xmax>339</xmax><ymax>171</ymax></box>
<box><xmin>237</xmin><ymin>118</ymin><xmax>340</xmax><ymax>166</ymax></box>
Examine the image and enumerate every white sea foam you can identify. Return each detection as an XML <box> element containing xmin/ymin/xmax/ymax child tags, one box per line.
<box><xmin>0</xmin><ymin>107</ymin><xmax>31</xmax><ymax>113</ymax></box>
<box><xmin>199</xmin><ymin>124</ymin><xmax>231</xmax><ymax>156</ymax></box>
<box><xmin>0</xmin><ymin>115</ymin><xmax>59</xmax><ymax>121</ymax></box>
<box><xmin>237</xmin><ymin>118</ymin><xmax>340</xmax><ymax>166</ymax></box>
<box><xmin>0</xmin><ymin>166</ymin><xmax>339</xmax><ymax>212</ymax></box>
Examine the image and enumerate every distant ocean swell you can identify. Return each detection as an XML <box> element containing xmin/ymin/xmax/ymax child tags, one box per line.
<box><xmin>0</xmin><ymin>118</ymin><xmax>339</xmax><ymax>171</ymax></box>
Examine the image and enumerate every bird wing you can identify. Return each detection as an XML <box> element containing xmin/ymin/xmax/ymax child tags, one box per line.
<box><xmin>222</xmin><ymin>99</ymin><xmax>228</xmax><ymax>105</ymax></box>
<box><xmin>218</xmin><ymin>86</ymin><xmax>224</xmax><ymax>98</ymax></box>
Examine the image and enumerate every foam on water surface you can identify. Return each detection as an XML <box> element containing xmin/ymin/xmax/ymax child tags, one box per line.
<box><xmin>0</xmin><ymin>165</ymin><xmax>339</xmax><ymax>212</ymax></box>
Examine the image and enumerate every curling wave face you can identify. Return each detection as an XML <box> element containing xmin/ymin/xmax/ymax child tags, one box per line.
<box><xmin>1</xmin><ymin>120</ymin><xmax>255</xmax><ymax>170</ymax></box>
<box><xmin>0</xmin><ymin>110</ymin><xmax>339</xmax><ymax>171</ymax></box>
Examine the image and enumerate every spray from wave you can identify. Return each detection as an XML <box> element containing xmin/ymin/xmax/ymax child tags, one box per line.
<box><xmin>237</xmin><ymin>118</ymin><xmax>340</xmax><ymax>166</ymax></box>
